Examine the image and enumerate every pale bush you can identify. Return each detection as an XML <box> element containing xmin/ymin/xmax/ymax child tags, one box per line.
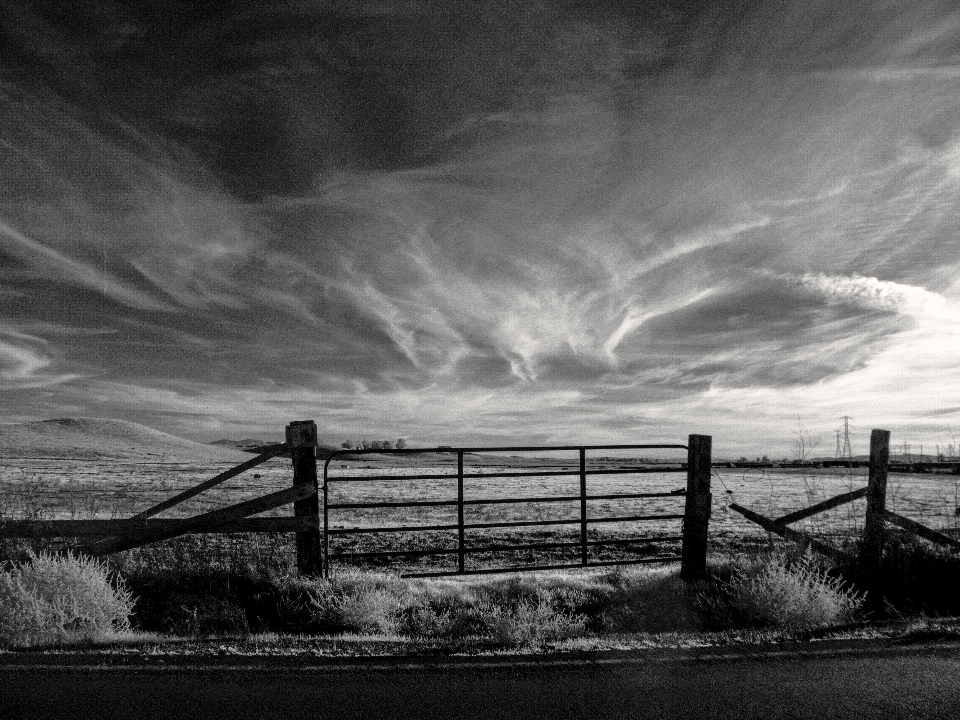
<box><xmin>315</xmin><ymin>571</ymin><xmax>405</xmax><ymax>635</ymax></box>
<box><xmin>478</xmin><ymin>597</ymin><xmax>587</xmax><ymax>648</ymax></box>
<box><xmin>334</xmin><ymin>587</ymin><xmax>402</xmax><ymax>635</ymax></box>
<box><xmin>0</xmin><ymin>551</ymin><xmax>134</xmax><ymax>648</ymax></box>
<box><xmin>703</xmin><ymin>552</ymin><xmax>862</xmax><ymax>630</ymax></box>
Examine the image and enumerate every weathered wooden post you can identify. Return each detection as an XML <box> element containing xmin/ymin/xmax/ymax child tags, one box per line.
<box><xmin>286</xmin><ymin>420</ymin><xmax>322</xmax><ymax>576</ymax></box>
<box><xmin>859</xmin><ymin>428</ymin><xmax>890</xmax><ymax>607</ymax></box>
<box><xmin>681</xmin><ymin>434</ymin><xmax>712</xmax><ymax>581</ymax></box>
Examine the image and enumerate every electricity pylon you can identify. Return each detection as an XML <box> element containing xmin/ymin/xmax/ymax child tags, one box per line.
<box><xmin>835</xmin><ymin>430</ymin><xmax>842</xmax><ymax>459</ymax></box>
<box><xmin>840</xmin><ymin>416</ymin><xmax>853</xmax><ymax>461</ymax></box>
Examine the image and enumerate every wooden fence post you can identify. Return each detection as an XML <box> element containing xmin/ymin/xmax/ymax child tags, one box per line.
<box><xmin>286</xmin><ymin>420</ymin><xmax>322</xmax><ymax>576</ymax></box>
<box><xmin>681</xmin><ymin>434</ymin><xmax>712</xmax><ymax>581</ymax></box>
<box><xmin>859</xmin><ymin>428</ymin><xmax>890</xmax><ymax>605</ymax></box>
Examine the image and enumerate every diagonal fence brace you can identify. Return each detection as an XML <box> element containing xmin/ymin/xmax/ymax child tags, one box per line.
<box><xmin>86</xmin><ymin>443</ymin><xmax>288</xmax><ymax>554</ymax></box>
<box><xmin>729</xmin><ymin>502</ymin><xmax>854</xmax><ymax>564</ymax></box>
<box><xmin>771</xmin><ymin>487</ymin><xmax>867</xmax><ymax>526</ymax></box>
<box><xmin>87</xmin><ymin>483</ymin><xmax>316</xmax><ymax>556</ymax></box>
<box><xmin>881</xmin><ymin>509</ymin><xmax>960</xmax><ymax>551</ymax></box>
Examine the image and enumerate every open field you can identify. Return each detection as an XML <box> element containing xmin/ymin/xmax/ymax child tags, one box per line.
<box><xmin>2</xmin><ymin>450</ymin><xmax>958</xmax><ymax>575</ymax></box>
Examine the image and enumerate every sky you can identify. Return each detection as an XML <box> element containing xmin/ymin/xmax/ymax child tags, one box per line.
<box><xmin>2</xmin><ymin>0</ymin><xmax>960</xmax><ymax>459</ymax></box>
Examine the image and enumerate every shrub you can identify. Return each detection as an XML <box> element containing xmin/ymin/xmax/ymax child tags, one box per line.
<box><xmin>334</xmin><ymin>587</ymin><xmax>402</xmax><ymax>635</ymax></box>
<box><xmin>0</xmin><ymin>551</ymin><xmax>134</xmax><ymax>648</ymax></box>
<box><xmin>477</xmin><ymin>598</ymin><xmax>587</xmax><ymax>647</ymax></box>
<box><xmin>700</xmin><ymin>551</ymin><xmax>862</xmax><ymax>631</ymax></box>
<box><xmin>323</xmin><ymin>571</ymin><xmax>406</xmax><ymax>635</ymax></box>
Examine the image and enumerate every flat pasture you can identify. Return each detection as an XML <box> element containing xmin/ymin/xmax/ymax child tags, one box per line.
<box><xmin>1</xmin><ymin>452</ymin><xmax>958</xmax><ymax>574</ymax></box>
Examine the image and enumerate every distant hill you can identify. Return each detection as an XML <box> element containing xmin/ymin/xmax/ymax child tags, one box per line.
<box><xmin>211</xmin><ymin>437</ymin><xmax>344</xmax><ymax>459</ymax></box>
<box><xmin>0</xmin><ymin>418</ymin><xmax>250</xmax><ymax>462</ymax></box>
<box><xmin>210</xmin><ymin>438</ymin><xmax>274</xmax><ymax>450</ymax></box>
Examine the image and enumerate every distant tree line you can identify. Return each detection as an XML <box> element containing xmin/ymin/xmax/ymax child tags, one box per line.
<box><xmin>340</xmin><ymin>438</ymin><xmax>407</xmax><ymax>450</ymax></box>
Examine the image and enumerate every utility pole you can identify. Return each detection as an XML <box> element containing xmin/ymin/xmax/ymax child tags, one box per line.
<box><xmin>840</xmin><ymin>416</ymin><xmax>853</xmax><ymax>461</ymax></box>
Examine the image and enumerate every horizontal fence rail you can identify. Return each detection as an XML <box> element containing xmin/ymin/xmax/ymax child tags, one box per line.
<box><xmin>322</xmin><ymin>440</ymin><xmax>710</xmax><ymax>579</ymax></box>
<box><xmin>0</xmin><ymin>516</ymin><xmax>315</xmax><ymax>538</ymax></box>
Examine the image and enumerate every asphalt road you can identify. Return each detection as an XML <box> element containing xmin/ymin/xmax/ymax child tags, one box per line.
<box><xmin>2</xmin><ymin>641</ymin><xmax>959</xmax><ymax>720</ymax></box>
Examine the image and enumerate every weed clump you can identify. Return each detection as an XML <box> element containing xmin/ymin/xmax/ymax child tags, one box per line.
<box><xmin>0</xmin><ymin>551</ymin><xmax>134</xmax><ymax>648</ymax></box>
<box><xmin>699</xmin><ymin>550</ymin><xmax>862</xmax><ymax>631</ymax></box>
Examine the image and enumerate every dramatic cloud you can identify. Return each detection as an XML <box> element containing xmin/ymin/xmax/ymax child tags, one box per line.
<box><xmin>2</xmin><ymin>1</ymin><xmax>959</xmax><ymax>456</ymax></box>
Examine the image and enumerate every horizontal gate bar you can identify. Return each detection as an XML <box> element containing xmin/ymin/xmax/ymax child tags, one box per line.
<box><xmin>330</xmin><ymin>535</ymin><xmax>686</xmax><ymax>559</ymax></box>
<box><xmin>449</xmin><ymin>444</ymin><xmax>688</xmax><ymax>452</ymax></box>
<box><xmin>325</xmin><ymin>467</ymin><xmax>687</xmax><ymax>483</ymax></box>
<box><xmin>586</xmin><ymin>467</ymin><xmax>687</xmax><ymax>475</ymax></box>
<box><xmin>328</xmin><ymin>444</ymin><xmax>687</xmax><ymax>459</ymax></box>
<box><xmin>588</xmin><ymin>535</ymin><xmax>684</xmax><ymax>546</ymax></box>
<box><xmin>327</xmin><ymin>490</ymin><xmax>688</xmax><ymax>511</ymax></box>
<box><xmin>402</xmin><ymin>556</ymin><xmax>682</xmax><ymax>578</ymax></box>
<box><xmin>326</xmin><ymin>473</ymin><xmax>456</xmax><ymax>483</ymax></box>
<box><xmin>330</xmin><ymin>513</ymin><xmax>687</xmax><ymax>535</ymax></box>
<box><xmin>462</xmin><ymin>535</ymin><xmax>684</xmax><ymax>553</ymax></box>
<box><xmin>326</xmin><ymin>499</ymin><xmax>458</xmax><ymax>510</ymax></box>
<box><xmin>330</xmin><ymin>547</ymin><xmax>461</xmax><ymax>559</ymax></box>
<box><xmin>587</xmin><ymin>488</ymin><xmax>687</xmax><ymax>500</ymax></box>
<box><xmin>329</xmin><ymin>518</ymin><xmax>580</xmax><ymax>534</ymax></box>
<box><xmin>463</xmin><ymin>491</ymin><xmax>687</xmax><ymax>506</ymax></box>
<box><xmin>587</xmin><ymin>491</ymin><xmax>686</xmax><ymax>500</ymax></box>
<box><xmin>327</xmin><ymin>522</ymin><xmax>460</xmax><ymax>535</ymax></box>
<box><xmin>443</xmin><ymin>467</ymin><xmax>687</xmax><ymax>480</ymax></box>
<box><xmin>588</xmin><ymin>513</ymin><xmax>686</xmax><ymax>524</ymax></box>
<box><xmin>467</xmin><ymin>491</ymin><xmax>688</xmax><ymax>505</ymax></box>
<box><xmin>461</xmin><ymin>514</ymin><xmax>685</xmax><ymax>530</ymax></box>
<box><xmin>330</xmin><ymin>541</ymin><xmax>581</xmax><ymax>560</ymax></box>
<box><xmin>462</xmin><ymin>517</ymin><xmax>581</xmax><ymax>530</ymax></box>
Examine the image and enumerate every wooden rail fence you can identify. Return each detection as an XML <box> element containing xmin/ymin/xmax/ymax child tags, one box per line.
<box><xmin>0</xmin><ymin>423</ymin><xmax>715</xmax><ymax>580</ymax></box>
<box><xmin>0</xmin><ymin>420</ymin><xmax>322</xmax><ymax>574</ymax></box>
<box><xmin>730</xmin><ymin>429</ymin><xmax>960</xmax><ymax>576</ymax></box>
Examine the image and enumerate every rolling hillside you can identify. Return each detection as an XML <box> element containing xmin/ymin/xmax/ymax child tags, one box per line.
<box><xmin>0</xmin><ymin>418</ymin><xmax>250</xmax><ymax>462</ymax></box>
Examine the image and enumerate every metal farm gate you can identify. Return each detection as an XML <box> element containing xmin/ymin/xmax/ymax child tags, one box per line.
<box><xmin>322</xmin><ymin>436</ymin><xmax>712</xmax><ymax>578</ymax></box>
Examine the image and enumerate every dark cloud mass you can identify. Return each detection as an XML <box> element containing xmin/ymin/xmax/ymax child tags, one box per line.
<box><xmin>1</xmin><ymin>1</ymin><xmax>959</xmax><ymax>454</ymax></box>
